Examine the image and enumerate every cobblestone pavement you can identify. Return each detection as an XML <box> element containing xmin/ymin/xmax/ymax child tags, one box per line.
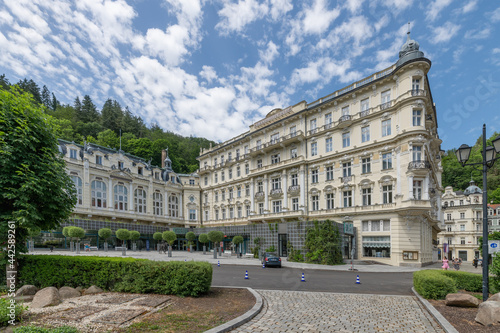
<box><xmin>232</xmin><ymin>290</ymin><xmax>445</xmax><ymax>333</ymax></box>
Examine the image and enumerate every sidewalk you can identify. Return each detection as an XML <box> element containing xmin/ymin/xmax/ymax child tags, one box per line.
<box><xmin>28</xmin><ymin>249</ymin><xmax>486</xmax><ymax>274</ymax></box>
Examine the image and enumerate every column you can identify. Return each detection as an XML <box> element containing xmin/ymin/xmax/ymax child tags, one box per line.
<box><xmin>179</xmin><ymin>193</ymin><xmax>183</xmax><ymax>218</ymax></box>
<box><xmin>83</xmin><ymin>160</ymin><xmax>90</xmax><ymax>209</ymax></box>
<box><xmin>147</xmin><ymin>177</ymin><xmax>154</xmax><ymax>215</ymax></box>
<box><xmin>408</xmin><ymin>176</ymin><xmax>414</xmax><ymax>199</ymax></box>
<box><xmin>250</xmin><ymin>179</ymin><xmax>255</xmax><ymax>214</ymax></box>
<box><xmin>396</xmin><ymin>148</ymin><xmax>401</xmax><ymax>196</ymax></box>
<box><xmin>299</xmin><ymin>167</ymin><xmax>306</xmax><ymax>211</ymax></box>
<box><xmin>282</xmin><ymin>171</ymin><xmax>288</xmax><ymax>211</ymax></box>
<box><xmin>264</xmin><ymin>176</ymin><xmax>269</xmax><ymax>213</ymax></box>
<box><xmin>164</xmin><ymin>189</ymin><xmax>169</xmax><ymax>216</ymax></box>
<box><xmin>423</xmin><ymin>175</ymin><xmax>429</xmax><ymax>200</ymax></box>
<box><xmin>108</xmin><ymin>178</ymin><xmax>113</xmax><ymax>211</ymax></box>
<box><xmin>129</xmin><ymin>182</ymin><xmax>134</xmax><ymax>213</ymax></box>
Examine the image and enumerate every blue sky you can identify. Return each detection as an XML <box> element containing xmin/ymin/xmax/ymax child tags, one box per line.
<box><xmin>0</xmin><ymin>0</ymin><xmax>499</xmax><ymax>150</ymax></box>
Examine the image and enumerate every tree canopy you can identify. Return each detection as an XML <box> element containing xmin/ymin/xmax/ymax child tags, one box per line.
<box><xmin>0</xmin><ymin>87</ymin><xmax>77</xmax><ymax>262</ymax></box>
<box><xmin>0</xmin><ymin>73</ymin><xmax>216</xmax><ymax>174</ymax></box>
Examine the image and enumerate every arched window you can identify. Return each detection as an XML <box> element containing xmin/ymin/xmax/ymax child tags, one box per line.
<box><xmin>114</xmin><ymin>184</ymin><xmax>128</xmax><ymax>211</ymax></box>
<box><xmin>153</xmin><ymin>192</ymin><xmax>163</xmax><ymax>215</ymax></box>
<box><xmin>91</xmin><ymin>180</ymin><xmax>107</xmax><ymax>208</ymax></box>
<box><xmin>134</xmin><ymin>188</ymin><xmax>147</xmax><ymax>213</ymax></box>
<box><xmin>71</xmin><ymin>175</ymin><xmax>83</xmax><ymax>206</ymax></box>
<box><xmin>169</xmin><ymin>194</ymin><xmax>179</xmax><ymax>217</ymax></box>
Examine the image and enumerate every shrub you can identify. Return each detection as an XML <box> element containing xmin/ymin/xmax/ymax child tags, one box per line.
<box><xmin>153</xmin><ymin>232</ymin><xmax>163</xmax><ymax>241</ymax></box>
<box><xmin>16</xmin><ymin>255</ymin><xmax>212</xmax><ymax>297</ymax></box>
<box><xmin>0</xmin><ymin>298</ymin><xmax>26</xmax><ymax>327</ymax></box>
<box><xmin>439</xmin><ymin>271</ymin><xmax>482</xmax><ymax>292</ymax></box>
<box><xmin>413</xmin><ymin>270</ymin><xmax>457</xmax><ymax>299</ymax></box>
<box><xmin>186</xmin><ymin>231</ymin><xmax>196</xmax><ymax>245</ymax></box>
<box><xmin>208</xmin><ymin>231</ymin><xmax>223</xmax><ymax>245</ymax></box>
<box><xmin>13</xmin><ymin>326</ymin><xmax>79</xmax><ymax>333</ymax></box>
<box><xmin>129</xmin><ymin>231</ymin><xmax>141</xmax><ymax>241</ymax></box>
<box><xmin>265</xmin><ymin>245</ymin><xmax>276</xmax><ymax>252</ymax></box>
<box><xmin>198</xmin><ymin>233</ymin><xmax>208</xmax><ymax>244</ymax></box>
<box><xmin>115</xmin><ymin>229</ymin><xmax>130</xmax><ymax>244</ymax></box>
<box><xmin>98</xmin><ymin>228</ymin><xmax>112</xmax><ymax>240</ymax></box>
<box><xmin>490</xmin><ymin>254</ymin><xmax>500</xmax><ymax>294</ymax></box>
<box><xmin>67</xmin><ymin>227</ymin><xmax>85</xmax><ymax>241</ymax></box>
<box><xmin>62</xmin><ymin>227</ymin><xmax>72</xmax><ymax>238</ymax></box>
<box><xmin>232</xmin><ymin>236</ymin><xmax>243</xmax><ymax>245</ymax></box>
<box><xmin>162</xmin><ymin>231</ymin><xmax>177</xmax><ymax>246</ymax></box>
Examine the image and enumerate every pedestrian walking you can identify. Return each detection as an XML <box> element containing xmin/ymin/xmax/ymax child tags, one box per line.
<box><xmin>442</xmin><ymin>256</ymin><xmax>449</xmax><ymax>270</ymax></box>
<box><xmin>457</xmin><ymin>257</ymin><xmax>462</xmax><ymax>271</ymax></box>
<box><xmin>452</xmin><ymin>257</ymin><xmax>459</xmax><ymax>271</ymax></box>
<box><xmin>473</xmin><ymin>257</ymin><xmax>478</xmax><ymax>269</ymax></box>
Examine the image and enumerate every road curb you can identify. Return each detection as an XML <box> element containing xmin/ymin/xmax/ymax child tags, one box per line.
<box><xmin>412</xmin><ymin>287</ymin><xmax>459</xmax><ymax>333</ymax></box>
<box><xmin>204</xmin><ymin>286</ymin><xmax>263</xmax><ymax>333</ymax></box>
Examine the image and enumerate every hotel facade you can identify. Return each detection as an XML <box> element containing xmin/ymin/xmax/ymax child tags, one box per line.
<box><xmin>58</xmin><ymin>33</ymin><xmax>443</xmax><ymax>266</ymax></box>
<box><xmin>197</xmin><ymin>32</ymin><xmax>443</xmax><ymax>266</ymax></box>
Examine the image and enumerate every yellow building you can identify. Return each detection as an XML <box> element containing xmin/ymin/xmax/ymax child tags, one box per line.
<box><xmin>197</xmin><ymin>32</ymin><xmax>443</xmax><ymax>266</ymax></box>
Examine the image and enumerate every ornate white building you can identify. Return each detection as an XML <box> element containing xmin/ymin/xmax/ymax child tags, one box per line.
<box><xmin>197</xmin><ymin>32</ymin><xmax>443</xmax><ymax>266</ymax></box>
<box><xmin>58</xmin><ymin>141</ymin><xmax>200</xmax><ymax>228</ymax></box>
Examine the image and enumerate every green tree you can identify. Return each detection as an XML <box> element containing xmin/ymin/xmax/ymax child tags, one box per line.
<box><xmin>162</xmin><ymin>231</ymin><xmax>177</xmax><ymax>246</ymax></box>
<box><xmin>208</xmin><ymin>230</ymin><xmax>224</xmax><ymax>258</ymax></box>
<box><xmin>0</xmin><ymin>74</ymin><xmax>10</xmax><ymax>90</ymax></box>
<box><xmin>490</xmin><ymin>188</ymin><xmax>500</xmax><ymax>204</ymax></box>
<box><xmin>115</xmin><ymin>229</ymin><xmax>130</xmax><ymax>246</ymax></box>
<box><xmin>153</xmin><ymin>232</ymin><xmax>163</xmax><ymax>241</ymax></box>
<box><xmin>0</xmin><ymin>88</ymin><xmax>77</xmax><ymax>278</ymax></box>
<box><xmin>101</xmin><ymin>99</ymin><xmax>123</xmax><ymax>134</ymax></box>
<box><xmin>68</xmin><ymin>227</ymin><xmax>85</xmax><ymax>254</ymax></box>
<box><xmin>186</xmin><ymin>231</ymin><xmax>196</xmax><ymax>251</ymax></box>
<box><xmin>51</xmin><ymin>93</ymin><xmax>59</xmax><ymax>111</ymax></box>
<box><xmin>98</xmin><ymin>228</ymin><xmax>112</xmax><ymax>251</ymax></box>
<box><xmin>198</xmin><ymin>233</ymin><xmax>208</xmax><ymax>244</ymax></box>
<box><xmin>233</xmin><ymin>235</ymin><xmax>244</xmax><ymax>256</ymax></box>
<box><xmin>41</xmin><ymin>85</ymin><xmax>51</xmax><ymax>109</ymax></box>
<box><xmin>304</xmin><ymin>220</ymin><xmax>343</xmax><ymax>265</ymax></box>
<box><xmin>96</xmin><ymin>129</ymin><xmax>119</xmax><ymax>149</ymax></box>
<box><xmin>80</xmin><ymin>95</ymin><xmax>100</xmax><ymax>123</ymax></box>
<box><xmin>16</xmin><ymin>79</ymin><xmax>41</xmax><ymax>104</ymax></box>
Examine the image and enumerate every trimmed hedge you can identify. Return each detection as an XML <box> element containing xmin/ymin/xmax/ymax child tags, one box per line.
<box><xmin>17</xmin><ymin>255</ymin><xmax>212</xmax><ymax>297</ymax></box>
<box><xmin>413</xmin><ymin>270</ymin><xmax>457</xmax><ymax>299</ymax></box>
<box><xmin>439</xmin><ymin>271</ymin><xmax>482</xmax><ymax>292</ymax></box>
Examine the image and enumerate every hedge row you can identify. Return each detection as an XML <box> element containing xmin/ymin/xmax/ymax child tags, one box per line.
<box><xmin>413</xmin><ymin>270</ymin><xmax>491</xmax><ymax>299</ymax></box>
<box><xmin>17</xmin><ymin>255</ymin><xmax>212</xmax><ymax>297</ymax></box>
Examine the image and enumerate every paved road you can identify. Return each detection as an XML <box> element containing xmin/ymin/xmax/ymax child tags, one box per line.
<box><xmin>232</xmin><ymin>290</ymin><xmax>445</xmax><ymax>333</ymax></box>
<box><xmin>213</xmin><ymin>266</ymin><xmax>414</xmax><ymax>295</ymax></box>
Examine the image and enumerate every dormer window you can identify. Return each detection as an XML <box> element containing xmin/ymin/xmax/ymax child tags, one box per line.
<box><xmin>155</xmin><ymin>172</ymin><xmax>160</xmax><ymax>180</ymax></box>
<box><xmin>190</xmin><ymin>179</ymin><xmax>195</xmax><ymax>185</ymax></box>
<box><xmin>96</xmin><ymin>155</ymin><xmax>102</xmax><ymax>165</ymax></box>
<box><xmin>70</xmin><ymin>149</ymin><xmax>77</xmax><ymax>159</ymax></box>
<box><xmin>118</xmin><ymin>161</ymin><xmax>124</xmax><ymax>170</ymax></box>
<box><xmin>138</xmin><ymin>166</ymin><xmax>143</xmax><ymax>175</ymax></box>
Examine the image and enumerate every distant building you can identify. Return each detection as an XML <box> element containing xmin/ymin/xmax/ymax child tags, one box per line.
<box><xmin>58</xmin><ymin>140</ymin><xmax>200</xmax><ymax>229</ymax></box>
<box><xmin>489</xmin><ymin>203</ymin><xmax>500</xmax><ymax>232</ymax></box>
<box><xmin>197</xmin><ymin>31</ymin><xmax>443</xmax><ymax>266</ymax></box>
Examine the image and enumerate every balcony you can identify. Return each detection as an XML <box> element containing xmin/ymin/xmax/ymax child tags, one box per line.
<box><xmin>288</xmin><ymin>185</ymin><xmax>300</xmax><ymax>195</ymax></box>
<box><xmin>255</xmin><ymin>191</ymin><xmax>265</xmax><ymax>202</ymax></box>
<box><xmin>270</xmin><ymin>188</ymin><xmax>283</xmax><ymax>198</ymax></box>
<box><xmin>380</xmin><ymin>101</ymin><xmax>392</xmax><ymax>110</ymax></box>
<box><xmin>225</xmin><ymin>158</ymin><xmax>236</xmax><ymax>166</ymax></box>
<box><xmin>410</xmin><ymin>89</ymin><xmax>426</xmax><ymax>97</ymax></box>
<box><xmin>308</xmin><ymin>128</ymin><xmax>319</xmax><ymax>136</ymax></box>
<box><xmin>248</xmin><ymin>209</ymin><xmax>305</xmax><ymax>222</ymax></box>
<box><xmin>337</xmin><ymin>115</ymin><xmax>352</xmax><ymax>129</ymax></box>
<box><xmin>408</xmin><ymin>161</ymin><xmax>431</xmax><ymax>170</ymax></box>
<box><xmin>359</xmin><ymin>110</ymin><xmax>370</xmax><ymax>118</ymax></box>
<box><xmin>251</xmin><ymin>155</ymin><xmax>305</xmax><ymax>176</ymax></box>
<box><xmin>198</xmin><ymin>165</ymin><xmax>212</xmax><ymax>175</ymax></box>
<box><xmin>340</xmin><ymin>175</ymin><xmax>353</xmax><ymax>184</ymax></box>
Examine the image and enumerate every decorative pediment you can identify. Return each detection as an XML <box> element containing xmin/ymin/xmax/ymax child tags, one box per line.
<box><xmin>379</xmin><ymin>175</ymin><xmax>395</xmax><ymax>185</ymax></box>
<box><xmin>358</xmin><ymin>179</ymin><xmax>374</xmax><ymax>188</ymax></box>
<box><xmin>309</xmin><ymin>187</ymin><xmax>320</xmax><ymax>195</ymax></box>
<box><xmin>110</xmin><ymin>170</ymin><xmax>133</xmax><ymax>181</ymax></box>
<box><xmin>324</xmin><ymin>185</ymin><xmax>335</xmax><ymax>193</ymax></box>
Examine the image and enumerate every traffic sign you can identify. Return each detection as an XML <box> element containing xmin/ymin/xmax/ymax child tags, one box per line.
<box><xmin>488</xmin><ymin>240</ymin><xmax>500</xmax><ymax>254</ymax></box>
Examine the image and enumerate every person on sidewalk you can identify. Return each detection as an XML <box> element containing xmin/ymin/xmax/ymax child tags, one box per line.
<box><xmin>442</xmin><ymin>256</ymin><xmax>449</xmax><ymax>270</ymax></box>
<box><xmin>473</xmin><ymin>257</ymin><xmax>478</xmax><ymax>269</ymax></box>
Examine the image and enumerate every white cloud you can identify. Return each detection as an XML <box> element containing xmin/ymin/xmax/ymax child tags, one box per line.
<box><xmin>427</xmin><ymin>0</ymin><xmax>453</xmax><ymax>22</ymax></box>
<box><xmin>464</xmin><ymin>27</ymin><xmax>491</xmax><ymax>40</ymax></box>
<box><xmin>490</xmin><ymin>7</ymin><xmax>500</xmax><ymax>22</ymax></box>
<box><xmin>269</xmin><ymin>0</ymin><xmax>293</xmax><ymax>20</ymax></box>
<box><xmin>259</xmin><ymin>41</ymin><xmax>279</xmax><ymax>64</ymax></box>
<box><xmin>430</xmin><ymin>22</ymin><xmax>460</xmax><ymax>44</ymax></box>
<box><xmin>380</xmin><ymin>0</ymin><xmax>414</xmax><ymax>12</ymax></box>
<box><xmin>144</xmin><ymin>26</ymin><xmax>189</xmax><ymax>66</ymax></box>
<box><xmin>493</xmin><ymin>48</ymin><xmax>500</xmax><ymax>54</ymax></box>
<box><xmin>215</xmin><ymin>0</ymin><xmax>269</xmax><ymax>35</ymax></box>
<box><xmin>345</xmin><ymin>0</ymin><xmax>365</xmax><ymax>13</ymax></box>
<box><xmin>302</xmin><ymin>0</ymin><xmax>340</xmax><ymax>35</ymax></box>
<box><xmin>461</xmin><ymin>0</ymin><xmax>478</xmax><ymax>14</ymax></box>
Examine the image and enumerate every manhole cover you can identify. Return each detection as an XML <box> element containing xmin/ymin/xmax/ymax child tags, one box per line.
<box><xmin>93</xmin><ymin>309</ymin><xmax>147</xmax><ymax>325</ymax></box>
<box><xmin>96</xmin><ymin>295</ymin><xmax>140</xmax><ymax>304</ymax></box>
<box><xmin>50</xmin><ymin>306</ymin><xmax>105</xmax><ymax>320</ymax></box>
<box><xmin>129</xmin><ymin>296</ymin><xmax>170</xmax><ymax>308</ymax></box>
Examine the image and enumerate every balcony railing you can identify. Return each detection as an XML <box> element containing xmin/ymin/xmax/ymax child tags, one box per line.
<box><xmin>359</xmin><ymin>110</ymin><xmax>369</xmax><ymax>118</ymax></box>
<box><xmin>380</xmin><ymin>101</ymin><xmax>392</xmax><ymax>110</ymax></box>
<box><xmin>288</xmin><ymin>185</ymin><xmax>300</xmax><ymax>193</ymax></box>
<box><xmin>411</xmin><ymin>89</ymin><xmax>425</xmax><ymax>96</ymax></box>
<box><xmin>270</xmin><ymin>188</ymin><xmax>283</xmax><ymax>197</ymax></box>
<box><xmin>338</xmin><ymin>115</ymin><xmax>352</xmax><ymax>123</ymax></box>
<box><xmin>254</xmin><ymin>192</ymin><xmax>265</xmax><ymax>198</ymax></box>
<box><xmin>340</xmin><ymin>175</ymin><xmax>352</xmax><ymax>183</ymax></box>
<box><xmin>408</xmin><ymin>161</ymin><xmax>431</xmax><ymax>170</ymax></box>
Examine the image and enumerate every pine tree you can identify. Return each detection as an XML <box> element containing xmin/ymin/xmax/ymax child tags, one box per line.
<box><xmin>81</xmin><ymin>95</ymin><xmax>99</xmax><ymax>123</ymax></box>
<box><xmin>17</xmin><ymin>79</ymin><xmax>42</xmax><ymax>104</ymax></box>
<box><xmin>0</xmin><ymin>74</ymin><xmax>10</xmax><ymax>90</ymax></box>
<box><xmin>51</xmin><ymin>93</ymin><xmax>59</xmax><ymax>111</ymax></box>
<box><xmin>101</xmin><ymin>99</ymin><xmax>123</xmax><ymax>133</ymax></box>
<box><xmin>41</xmin><ymin>85</ymin><xmax>51</xmax><ymax>109</ymax></box>
<box><xmin>74</xmin><ymin>96</ymin><xmax>82</xmax><ymax>121</ymax></box>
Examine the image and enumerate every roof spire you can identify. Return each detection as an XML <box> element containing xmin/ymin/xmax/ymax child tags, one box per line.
<box><xmin>407</xmin><ymin>21</ymin><xmax>411</xmax><ymax>41</ymax></box>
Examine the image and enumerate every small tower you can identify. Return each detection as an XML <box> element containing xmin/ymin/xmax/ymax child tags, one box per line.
<box><xmin>396</xmin><ymin>22</ymin><xmax>425</xmax><ymax>67</ymax></box>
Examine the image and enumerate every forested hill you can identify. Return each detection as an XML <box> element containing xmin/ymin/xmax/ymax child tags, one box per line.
<box><xmin>0</xmin><ymin>74</ymin><xmax>216</xmax><ymax>174</ymax></box>
<box><xmin>442</xmin><ymin>132</ymin><xmax>500</xmax><ymax>203</ymax></box>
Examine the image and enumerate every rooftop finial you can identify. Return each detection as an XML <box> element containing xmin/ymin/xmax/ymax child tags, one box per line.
<box><xmin>407</xmin><ymin>21</ymin><xmax>411</xmax><ymax>41</ymax></box>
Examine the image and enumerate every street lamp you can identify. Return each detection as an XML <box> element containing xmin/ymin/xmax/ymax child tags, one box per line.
<box><xmin>455</xmin><ymin>125</ymin><xmax>500</xmax><ymax>301</ymax></box>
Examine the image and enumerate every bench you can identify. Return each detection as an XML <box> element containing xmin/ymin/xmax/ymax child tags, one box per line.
<box><xmin>244</xmin><ymin>253</ymin><xmax>254</xmax><ymax>258</ymax></box>
<box><xmin>115</xmin><ymin>247</ymin><xmax>125</xmax><ymax>251</ymax></box>
<box><xmin>90</xmin><ymin>246</ymin><xmax>98</xmax><ymax>251</ymax></box>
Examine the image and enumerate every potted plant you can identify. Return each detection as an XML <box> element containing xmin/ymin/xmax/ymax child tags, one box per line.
<box><xmin>62</xmin><ymin>226</ymin><xmax>74</xmax><ymax>251</ymax></box>
<box><xmin>98</xmin><ymin>228</ymin><xmax>112</xmax><ymax>252</ymax></box>
<box><xmin>153</xmin><ymin>232</ymin><xmax>163</xmax><ymax>251</ymax></box>
<box><xmin>130</xmin><ymin>231</ymin><xmax>140</xmax><ymax>251</ymax></box>
<box><xmin>186</xmin><ymin>231</ymin><xmax>196</xmax><ymax>252</ymax></box>
<box><xmin>208</xmin><ymin>230</ymin><xmax>224</xmax><ymax>259</ymax></box>
<box><xmin>162</xmin><ymin>231</ymin><xmax>177</xmax><ymax>257</ymax></box>
<box><xmin>198</xmin><ymin>233</ymin><xmax>208</xmax><ymax>254</ymax></box>
<box><xmin>68</xmin><ymin>227</ymin><xmax>85</xmax><ymax>254</ymax></box>
<box><xmin>232</xmin><ymin>235</ymin><xmax>244</xmax><ymax>258</ymax></box>
<box><xmin>115</xmin><ymin>229</ymin><xmax>130</xmax><ymax>256</ymax></box>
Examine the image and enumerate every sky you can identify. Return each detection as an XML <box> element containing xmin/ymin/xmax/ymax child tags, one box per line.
<box><xmin>0</xmin><ymin>0</ymin><xmax>499</xmax><ymax>151</ymax></box>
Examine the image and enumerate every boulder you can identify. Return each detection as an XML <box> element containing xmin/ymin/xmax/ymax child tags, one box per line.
<box><xmin>31</xmin><ymin>287</ymin><xmax>61</xmax><ymax>308</ymax></box>
<box><xmin>83</xmin><ymin>285</ymin><xmax>103</xmax><ymax>295</ymax></box>
<box><xmin>75</xmin><ymin>286</ymin><xmax>83</xmax><ymax>293</ymax></box>
<box><xmin>59</xmin><ymin>286</ymin><xmax>81</xmax><ymax>299</ymax></box>
<box><xmin>15</xmin><ymin>285</ymin><xmax>38</xmax><ymax>297</ymax></box>
<box><xmin>14</xmin><ymin>295</ymin><xmax>34</xmax><ymax>302</ymax></box>
<box><xmin>475</xmin><ymin>301</ymin><xmax>500</xmax><ymax>326</ymax></box>
<box><xmin>445</xmin><ymin>293</ymin><xmax>480</xmax><ymax>308</ymax></box>
<box><xmin>488</xmin><ymin>293</ymin><xmax>500</xmax><ymax>302</ymax></box>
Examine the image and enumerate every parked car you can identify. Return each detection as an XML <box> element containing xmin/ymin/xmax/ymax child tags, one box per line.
<box><xmin>262</xmin><ymin>252</ymin><xmax>281</xmax><ymax>268</ymax></box>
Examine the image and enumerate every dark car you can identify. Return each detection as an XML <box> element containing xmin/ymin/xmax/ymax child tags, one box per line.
<box><xmin>262</xmin><ymin>252</ymin><xmax>281</xmax><ymax>268</ymax></box>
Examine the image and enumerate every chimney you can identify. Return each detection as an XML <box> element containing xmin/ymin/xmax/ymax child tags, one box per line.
<box><xmin>161</xmin><ymin>149</ymin><xmax>166</xmax><ymax>168</ymax></box>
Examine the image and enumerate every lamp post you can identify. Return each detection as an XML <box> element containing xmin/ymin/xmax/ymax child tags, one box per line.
<box><xmin>455</xmin><ymin>124</ymin><xmax>500</xmax><ymax>301</ymax></box>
